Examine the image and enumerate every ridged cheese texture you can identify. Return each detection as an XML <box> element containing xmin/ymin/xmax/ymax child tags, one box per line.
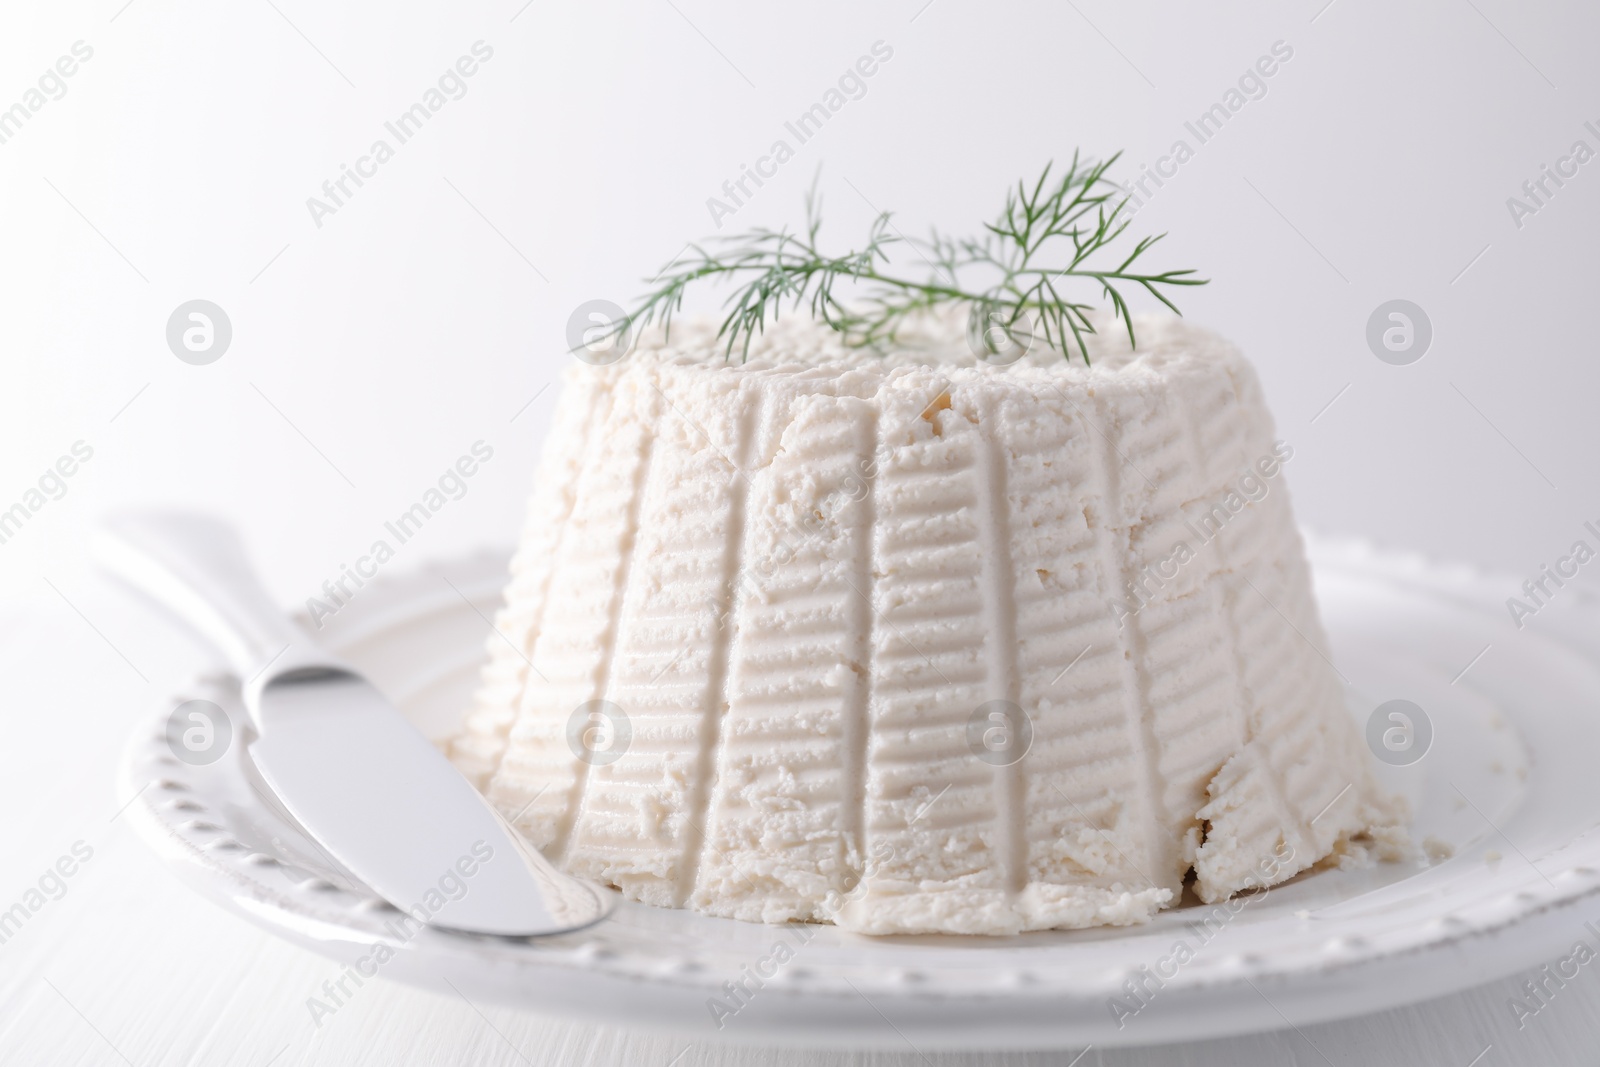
<box><xmin>451</xmin><ymin>312</ymin><xmax>1403</xmax><ymax>936</ymax></box>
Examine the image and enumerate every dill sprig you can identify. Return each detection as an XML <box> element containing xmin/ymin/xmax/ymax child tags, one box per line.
<box><xmin>602</xmin><ymin>151</ymin><xmax>1206</xmax><ymax>365</ymax></box>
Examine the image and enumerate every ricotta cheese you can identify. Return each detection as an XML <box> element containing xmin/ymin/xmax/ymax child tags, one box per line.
<box><xmin>451</xmin><ymin>312</ymin><xmax>1403</xmax><ymax>935</ymax></box>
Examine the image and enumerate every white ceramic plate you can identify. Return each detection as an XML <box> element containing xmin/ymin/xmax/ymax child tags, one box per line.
<box><xmin>120</xmin><ymin>538</ymin><xmax>1600</xmax><ymax>1050</ymax></box>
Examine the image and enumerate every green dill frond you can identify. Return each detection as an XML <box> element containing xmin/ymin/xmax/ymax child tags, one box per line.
<box><xmin>592</xmin><ymin>151</ymin><xmax>1207</xmax><ymax>365</ymax></box>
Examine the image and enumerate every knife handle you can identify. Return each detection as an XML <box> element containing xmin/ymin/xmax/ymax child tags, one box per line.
<box><xmin>95</xmin><ymin>512</ymin><xmax>347</xmax><ymax>716</ymax></box>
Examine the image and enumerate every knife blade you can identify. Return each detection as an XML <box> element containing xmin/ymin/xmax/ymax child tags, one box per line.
<box><xmin>97</xmin><ymin>512</ymin><xmax>612</xmax><ymax>937</ymax></box>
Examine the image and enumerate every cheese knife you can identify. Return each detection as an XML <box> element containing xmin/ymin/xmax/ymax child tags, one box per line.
<box><xmin>96</xmin><ymin>511</ymin><xmax>613</xmax><ymax>937</ymax></box>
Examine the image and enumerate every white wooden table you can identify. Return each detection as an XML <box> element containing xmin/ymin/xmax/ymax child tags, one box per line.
<box><xmin>1</xmin><ymin>589</ymin><xmax>1590</xmax><ymax>1067</ymax></box>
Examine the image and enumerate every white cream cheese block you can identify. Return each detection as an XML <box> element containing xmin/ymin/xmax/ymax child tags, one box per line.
<box><xmin>450</xmin><ymin>313</ymin><xmax>1403</xmax><ymax>936</ymax></box>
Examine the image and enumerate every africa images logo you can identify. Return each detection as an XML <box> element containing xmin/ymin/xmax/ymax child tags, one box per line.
<box><xmin>305</xmin><ymin>42</ymin><xmax>495</xmax><ymax>229</ymax></box>
<box><xmin>305</xmin><ymin>841</ymin><xmax>497</xmax><ymax>1027</ymax></box>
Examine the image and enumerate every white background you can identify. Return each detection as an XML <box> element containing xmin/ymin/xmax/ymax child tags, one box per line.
<box><xmin>1</xmin><ymin>0</ymin><xmax>1597</xmax><ymax>1064</ymax></box>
